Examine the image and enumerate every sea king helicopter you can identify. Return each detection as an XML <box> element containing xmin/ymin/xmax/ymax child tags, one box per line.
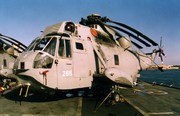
<box><xmin>0</xmin><ymin>33</ymin><xmax>27</xmax><ymax>94</ymax></box>
<box><xmin>0</xmin><ymin>14</ymin><xmax>166</xmax><ymax>101</ymax></box>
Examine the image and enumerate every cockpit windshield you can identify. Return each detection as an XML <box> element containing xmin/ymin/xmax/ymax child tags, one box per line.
<box><xmin>26</xmin><ymin>37</ymin><xmax>57</xmax><ymax>56</ymax></box>
<box><xmin>35</xmin><ymin>38</ymin><xmax>51</xmax><ymax>50</ymax></box>
<box><xmin>43</xmin><ymin>37</ymin><xmax>57</xmax><ymax>56</ymax></box>
<box><xmin>25</xmin><ymin>37</ymin><xmax>40</xmax><ymax>51</ymax></box>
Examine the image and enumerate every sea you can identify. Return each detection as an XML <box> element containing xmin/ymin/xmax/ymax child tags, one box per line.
<box><xmin>139</xmin><ymin>69</ymin><xmax>180</xmax><ymax>89</ymax></box>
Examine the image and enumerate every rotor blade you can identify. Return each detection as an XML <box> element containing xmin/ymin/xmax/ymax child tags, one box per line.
<box><xmin>0</xmin><ymin>38</ymin><xmax>23</xmax><ymax>53</ymax></box>
<box><xmin>97</xmin><ymin>19</ymin><xmax>143</xmax><ymax>49</ymax></box>
<box><xmin>158</xmin><ymin>53</ymin><xmax>161</xmax><ymax>59</ymax></box>
<box><xmin>162</xmin><ymin>52</ymin><xmax>166</xmax><ymax>57</ymax></box>
<box><xmin>0</xmin><ymin>39</ymin><xmax>11</xmax><ymax>47</ymax></box>
<box><xmin>108</xmin><ymin>20</ymin><xmax>158</xmax><ymax>46</ymax></box>
<box><xmin>161</xmin><ymin>45</ymin><xmax>164</xmax><ymax>48</ymax></box>
<box><xmin>131</xmin><ymin>41</ymin><xmax>143</xmax><ymax>49</ymax></box>
<box><xmin>160</xmin><ymin>37</ymin><xmax>162</xmax><ymax>48</ymax></box>
<box><xmin>0</xmin><ymin>34</ymin><xmax>27</xmax><ymax>48</ymax></box>
<box><xmin>159</xmin><ymin>54</ymin><xmax>163</xmax><ymax>64</ymax></box>
<box><xmin>96</xmin><ymin>19</ymin><xmax>119</xmax><ymax>44</ymax></box>
<box><xmin>0</xmin><ymin>37</ymin><xmax>25</xmax><ymax>51</ymax></box>
<box><xmin>108</xmin><ymin>25</ymin><xmax>151</xmax><ymax>47</ymax></box>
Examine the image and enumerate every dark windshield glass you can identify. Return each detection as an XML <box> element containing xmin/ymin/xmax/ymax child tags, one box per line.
<box><xmin>34</xmin><ymin>38</ymin><xmax>51</xmax><ymax>50</ymax></box>
<box><xmin>26</xmin><ymin>37</ymin><xmax>40</xmax><ymax>51</ymax></box>
<box><xmin>65</xmin><ymin>40</ymin><xmax>71</xmax><ymax>58</ymax></box>
<box><xmin>33</xmin><ymin>52</ymin><xmax>53</xmax><ymax>68</ymax></box>
<box><xmin>43</xmin><ymin>37</ymin><xmax>57</xmax><ymax>56</ymax></box>
<box><xmin>58</xmin><ymin>39</ymin><xmax>71</xmax><ymax>58</ymax></box>
<box><xmin>58</xmin><ymin>39</ymin><xmax>65</xmax><ymax>57</ymax></box>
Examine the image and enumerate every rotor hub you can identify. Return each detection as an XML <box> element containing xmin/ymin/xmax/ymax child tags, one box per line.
<box><xmin>87</xmin><ymin>14</ymin><xmax>101</xmax><ymax>20</ymax></box>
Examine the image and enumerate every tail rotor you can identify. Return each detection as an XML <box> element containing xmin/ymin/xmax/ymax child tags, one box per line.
<box><xmin>158</xmin><ymin>37</ymin><xmax>166</xmax><ymax>64</ymax></box>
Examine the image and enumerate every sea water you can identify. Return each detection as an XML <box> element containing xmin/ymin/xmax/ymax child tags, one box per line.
<box><xmin>139</xmin><ymin>69</ymin><xmax>180</xmax><ymax>88</ymax></box>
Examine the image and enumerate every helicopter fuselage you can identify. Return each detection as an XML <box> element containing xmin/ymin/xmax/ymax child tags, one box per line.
<box><xmin>11</xmin><ymin>21</ymin><xmax>157</xmax><ymax>94</ymax></box>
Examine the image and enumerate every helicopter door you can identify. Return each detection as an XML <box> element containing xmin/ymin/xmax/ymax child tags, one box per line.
<box><xmin>57</xmin><ymin>38</ymin><xmax>73</xmax><ymax>89</ymax></box>
<box><xmin>72</xmin><ymin>40</ymin><xmax>92</xmax><ymax>88</ymax></box>
<box><xmin>72</xmin><ymin>40</ymin><xmax>89</xmax><ymax>78</ymax></box>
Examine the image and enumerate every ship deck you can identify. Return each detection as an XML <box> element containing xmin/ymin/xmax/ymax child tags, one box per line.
<box><xmin>0</xmin><ymin>81</ymin><xmax>179</xmax><ymax>116</ymax></box>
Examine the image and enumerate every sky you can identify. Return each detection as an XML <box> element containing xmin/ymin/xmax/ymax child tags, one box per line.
<box><xmin>0</xmin><ymin>0</ymin><xmax>180</xmax><ymax>65</ymax></box>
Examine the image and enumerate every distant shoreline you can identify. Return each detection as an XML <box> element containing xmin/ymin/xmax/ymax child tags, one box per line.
<box><xmin>147</xmin><ymin>65</ymin><xmax>179</xmax><ymax>70</ymax></box>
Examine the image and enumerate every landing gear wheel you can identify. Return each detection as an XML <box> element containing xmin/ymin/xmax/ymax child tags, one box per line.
<box><xmin>112</xmin><ymin>92</ymin><xmax>120</xmax><ymax>103</ymax></box>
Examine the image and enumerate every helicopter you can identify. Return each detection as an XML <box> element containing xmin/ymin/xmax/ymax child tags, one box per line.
<box><xmin>0</xmin><ymin>14</ymin><xmax>166</xmax><ymax>101</ymax></box>
<box><xmin>0</xmin><ymin>33</ymin><xmax>27</xmax><ymax>94</ymax></box>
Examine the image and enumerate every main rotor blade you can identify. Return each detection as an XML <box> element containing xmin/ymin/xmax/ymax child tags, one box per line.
<box><xmin>108</xmin><ymin>25</ymin><xmax>151</xmax><ymax>47</ymax></box>
<box><xmin>131</xmin><ymin>41</ymin><xmax>143</xmax><ymax>49</ymax></box>
<box><xmin>0</xmin><ymin>34</ymin><xmax>27</xmax><ymax>48</ymax></box>
<box><xmin>97</xmin><ymin>20</ymin><xmax>143</xmax><ymax>49</ymax></box>
<box><xmin>96</xmin><ymin>19</ymin><xmax>120</xmax><ymax>45</ymax></box>
<box><xmin>108</xmin><ymin>20</ymin><xmax>158</xmax><ymax>46</ymax></box>
<box><xmin>0</xmin><ymin>38</ymin><xmax>22</xmax><ymax>53</ymax></box>
<box><xmin>0</xmin><ymin>37</ymin><xmax>25</xmax><ymax>51</ymax></box>
<box><xmin>98</xmin><ymin>20</ymin><xmax>143</xmax><ymax>49</ymax></box>
<box><xmin>0</xmin><ymin>39</ymin><xmax>11</xmax><ymax>47</ymax></box>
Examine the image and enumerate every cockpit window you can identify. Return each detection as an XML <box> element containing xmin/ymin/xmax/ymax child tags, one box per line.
<box><xmin>33</xmin><ymin>52</ymin><xmax>53</xmax><ymax>68</ymax></box>
<box><xmin>34</xmin><ymin>38</ymin><xmax>51</xmax><ymax>50</ymax></box>
<box><xmin>58</xmin><ymin>39</ymin><xmax>65</xmax><ymax>57</ymax></box>
<box><xmin>26</xmin><ymin>37</ymin><xmax>40</xmax><ymax>51</ymax></box>
<box><xmin>43</xmin><ymin>37</ymin><xmax>57</xmax><ymax>56</ymax></box>
<box><xmin>65</xmin><ymin>40</ymin><xmax>71</xmax><ymax>58</ymax></box>
<box><xmin>58</xmin><ymin>39</ymin><xmax>71</xmax><ymax>58</ymax></box>
<box><xmin>27</xmin><ymin>37</ymin><xmax>57</xmax><ymax>56</ymax></box>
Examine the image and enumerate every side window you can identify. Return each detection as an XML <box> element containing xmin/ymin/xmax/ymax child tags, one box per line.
<box><xmin>114</xmin><ymin>55</ymin><xmax>119</xmax><ymax>65</ymax></box>
<box><xmin>76</xmin><ymin>42</ymin><xmax>84</xmax><ymax>50</ymax></box>
<box><xmin>65</xmin><ymin>40</ymin><xmax>71</xmax><ymax>58</ymax></box>
<box><xmin>3</xmin><ymin>59</ymin><xmax>7</xmax><ymax>67</ymax></box>
<box><xmin>58</xmin><ymin>39</ymin><xmax>65</xmax><ymax>57</ymax></box>
<box><xmin>58</xmin><ymin>39</ymin><xmax>71</xmax><ymax>58</ymax></box>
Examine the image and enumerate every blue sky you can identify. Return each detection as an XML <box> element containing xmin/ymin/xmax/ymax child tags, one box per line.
<box><xmin>0</xmin><ymin>0</ymin><xmax>180</xmax><ymax>65</ymax></box>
